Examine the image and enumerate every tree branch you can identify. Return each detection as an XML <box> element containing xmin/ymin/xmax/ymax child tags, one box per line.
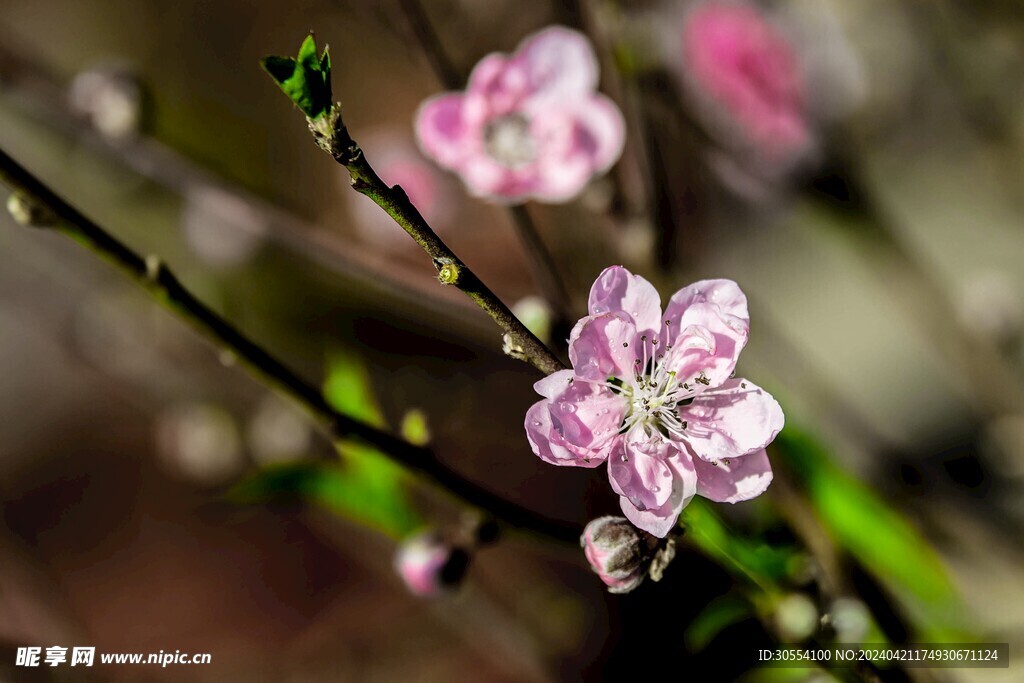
<box><xmin>0</xmin><ymin>145</ymin><xmax>577</xmax><ymax>544</ymax></box>
<box><xmin>317</xmin><ymin>118</ymin><xmax>567</xmax><ymax>376</ymax></box>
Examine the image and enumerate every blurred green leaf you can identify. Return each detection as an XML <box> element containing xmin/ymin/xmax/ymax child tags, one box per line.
<box><xmin>227</xmin><ymin>459</ymin><xmax>420</xmax><ymax>538</ymax></box>
<box><xmin>261</xmin><ymin>33</ymin><xmax>333</xmax><ymax>119</ymax></box>
<box><xmin>682</xmin><ymin>499</ymin><xmax>799</xmax><ymax>590</ymax></box>
<box><xmin>228</xmin><ymin>350</ymin><xmax>422</xmax><ymax>538</ymax></box>
<box><xmin>323</xmin><ymin>350</ymin><xmax>421</xmax><ymax>537</ymax></box>
<box><xmin>323</xmin><ymin>350</ymin><xmax>386</xmax><ymax>428</ymax></box>
<box><xmin>685</xmin><ymin>593</ymin><xmax>753</xmax><ymax>652</ymax></box>
<box><xmin>775</xmin><ymin>429</ymin><xmax>957</xmax><ymax>612</ymax></box>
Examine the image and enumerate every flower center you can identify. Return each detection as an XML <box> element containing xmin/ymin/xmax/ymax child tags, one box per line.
<box><xmin>484</xmin><ymin>113</ymin><xmax>536</xmax><ymax>167</ymax></box>
<box><xmin>618</xmin><ymin>335</ymin><xmax>696</xmax><ymax>440</ymax></box>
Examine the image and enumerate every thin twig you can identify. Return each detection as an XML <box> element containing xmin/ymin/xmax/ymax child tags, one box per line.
<box><xmin>0</xmin><ymin>145</ymin><xmax>577</xmax><ymax>543</ymax></box>
<box><xmin>318</xmin><ymin>118</ymin><xmax>566</xmax><ymax>375</ymax></box>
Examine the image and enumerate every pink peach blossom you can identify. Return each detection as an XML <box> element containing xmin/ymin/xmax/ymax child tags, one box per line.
<box><xmin>526</xmin><ymin>266</ymin><xmax>783</xmax><ymax>537</ymax></box>
<box><xmin>394</xmin><ymin>531</ymin><xmax>467</xmax><ymax>597</ymax></box>
<box><xmin>415</xmin><ymin>26</ymin><xmax>625</xmax><ymax>203</ymax></box>
<box><xmin>679</xmin><ymin>1</ymin><xmax>810</xmax><ymax>165</ymax></box>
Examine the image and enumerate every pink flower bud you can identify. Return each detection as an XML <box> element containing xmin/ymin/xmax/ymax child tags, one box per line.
<box><xmin>394</xmin><ymin>531</ymin><xmax>469</xmax><ymax>597</ymax></box>
<box><xmin>580</xmin><ymin>516</ymin><xmax>653</xmax><ymax>593</ymax></box>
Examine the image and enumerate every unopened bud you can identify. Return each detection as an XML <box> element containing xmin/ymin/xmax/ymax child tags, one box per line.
<box><xmin>581</xmin><ymin>516</ymin><xmax>673</xmax><ymax>594</ymax></box>
<box><xmin>394</xmin><ymin>531</ymin><xmax>469</xmax><ymax>598</ymax></box>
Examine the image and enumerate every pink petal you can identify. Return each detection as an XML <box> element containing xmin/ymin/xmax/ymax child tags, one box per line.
<box><xmin>515</xmin><ymin>26</ymin><xmax>599</xmax><ymax>101</ymax></box>
<box><xmin>467</xmin><ymin>53</ymin><xmax>531</xmax><ymax>116</ymax></box>
<box><xmin>664</xmin><ymin>279</ymin><xmax>749</xmax><ymax>333</ymax></box>
<box><xmin>663</xmin><ymin>303</ymin><xmax>745</xmax><ymax>387</ymax></box>
<box><xmin>525</xmin><ymin>399</ymin><xmax>608</xmax><ymax>468</ymax></box>
<box><xmin>588</xmin><ymin>266</ymin><xmax>663</xmax><ymax>336</ymax></box>
<box><xmin>569</xmin><ymin>312</ymin><xmax>639</xmax><ymax>382</ymax></box>
<box><xmin>693</xmin><ymin>448</ymin><xmax>773</xmax><ymax>503</ymax></box>
<box><xmin>458</xmin><ymin>154</ymin><xmax>523</xmax><ymax>201</ymax></box>
<box><xmin>548</xmin><ymin>380</ymin><xmax>627</xmax><ymax>454</ymax></box>
<box><xmin>415</xmin><ymin>93</ymin><xmax>472</xmax><ymax>169</ymax></box>
<box><xmin>527</xmin><ymin>97</ymin><xmax>626</xmax><ymax>200</ymax></box>
<box><xmin>533</xmin><ymin>369</ymin><xmax>576</xmax><ymax>399</ymax></box>
<box><xmin>608</xmin><ymin>430</ymin><xmax>675</xmax><ymax>510</ymax></box>
<box><xmin>566</xmin><ymin>95</ymin><xmax>627</xmax><ymax>173</ymax></box>
<box><xmin>678</xmin><ymin>378</ymin><xmax>785</xmax><ymax>461</ymax></box>
<box><xmin>616</xmin><ymin>447</ymin><xmax>697</xmax><ymax>538</ymax></box>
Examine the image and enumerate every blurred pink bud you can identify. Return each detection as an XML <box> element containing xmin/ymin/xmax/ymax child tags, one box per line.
<box><xmin>415</xmin><ymin>26</ymin><xmax>625</xmax><ymax>204</ymax></box>
<box><xmin>394</xmin><ymin>531</ymin><xmax>469</xmax><ymax>597</ymax></box>
<box><xmin>679</xmin><ymin>1</ymin><xmax>811</xmax><ymax>167</ymax></box>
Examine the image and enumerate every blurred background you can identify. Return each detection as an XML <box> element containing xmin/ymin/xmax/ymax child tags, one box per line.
<box><xmin>0</xmin><ymin>0</ymin><xmax>1023</xmax><ymax>680</ymax></box>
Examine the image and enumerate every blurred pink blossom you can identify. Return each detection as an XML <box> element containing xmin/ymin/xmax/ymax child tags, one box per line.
<box><xmin>525</xmin><ymin>266</ymin><xmax>783</xmax><ymax>537</ymax></box>
<box><xmin>393</xmin><ymin>531</ymin><xmax>467</xmax><ymax>597</ymax></box>
<box><xmin>415</xmin><ymin>27</ymin><xmax>625</xmax><ymax>203</ymax></box>
<box><xmin>679</xmin><ymin>1</ymin><xmax>811</xmax><ymax>168</ymax></box>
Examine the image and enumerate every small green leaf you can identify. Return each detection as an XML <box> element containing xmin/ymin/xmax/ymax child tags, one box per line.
<box><xmin>261</xmin><ymin>33</ymin><xmax>333</xmax><ymax>119</ymax></box>
<box><xmin>227</xmin><ymin>459</ymin><xmax>420</xmax><ymax>538</ymax></box>
<box><xmin>685</xmin><ymin>594</ymin><xmax>753</xmax><ymax>652</ymax></box>
<box><xmin>682</xmin><ymin>499</ymin><xmax>798</xmax><ymax>590</ymax></box>
<box><xmin>323</xmin><ymin>350</ymin><xmax>386</xmax><ymax>428</ymax></box>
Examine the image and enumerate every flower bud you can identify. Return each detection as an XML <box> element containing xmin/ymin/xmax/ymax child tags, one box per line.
<box><xmin>394</xmin><ymin>531</ymin><xmax>469</xmax><ymax>598</ymax></box>
<box><xmin>580</xmin><ymin>516</ymin><xmax>665</xmax><ymax>594</ymax></box>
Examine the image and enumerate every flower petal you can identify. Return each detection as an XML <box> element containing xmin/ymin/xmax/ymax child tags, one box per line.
<box><xmin>533</xmin><ymin>369</ymin><xmax>576</xmax><ymax>399</ymax></box>
<box><xmin>588</xmin><ymin>266</ymin><xmax>663</xmax><ymax>336</ymax></box>
<box><xmin>516</xmin><ymin>26</ymin><xmax>599</xmax><ymax>101</ymax></box>
<box><xmin>678</xmin><ymin>378</ymin><xmax>785</xmax><ymax>461</ymax></box>
<box><xmin>615</xmin><ymin>445</ymin><xmax>697</xmax><ymax>538</ymax></box>
<box><xmin>414</xmin><ymin>93</ymin><xmax>471</xmax><ymax>170</ymax></box>
<box><xmin>662</xmin><ymin>304</ymin><xmax>745</xmax><ymax>388</ymax></box>
<box><xmin>608</xmin><ymin>430</ymin><xmax>675</xmax><ymax>510</ymax></box>
<box><xmin>693</xmin><ymin>448</ymin><xmax>773</xmax><ymax>503</ymax></box>
<box><xmin>525</xmin><ymin>399</ymin><xmax>609</xmax><ymax>468</ymax></box>
<box><xmin>569</xmin><ymin>311</ymin><xmax>639</xmax><ymax>382</ymax></box>
<box><xmin>567</xmin><ymin>95</ymin><xmax>627</xmax><ymax>173</ymax></box>
<box><xmin>527</xmin><ymin>96</ymin><xmax>626</xmax><ymax>201</ymax></box>
<box><xmin>548</xmin><ymin>380</ymin><xmax>627</xmax><ymax>454</ymax></box>
<box><xmin>664</xmin><ymin>278</ymin><xmax>749</xmax><ymax>333</ymax></box>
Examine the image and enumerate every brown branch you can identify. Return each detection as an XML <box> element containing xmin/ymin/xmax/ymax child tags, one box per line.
<box><xmin>0</xmin><ymin>145</ymin><xmax>577</xmax><ymax>544</ymax></box>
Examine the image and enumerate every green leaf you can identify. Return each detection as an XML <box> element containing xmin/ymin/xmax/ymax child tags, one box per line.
<box><xmin>323</xmin><ymin>350</ymin><xmax>386</xmax><ymax>428</ymax></box>
<box><xmin>775</xmin><ymin>428</ymin><xmax>958</xmax><ymax>618</ymax></box>
<box><xmin>228</xmin><ymin>349</ymin><xmax>423</xmax><ymax>538</ymax></box>
<box><xmin>227</xmin><ymin>459</ymin><xmax>420</xmax><ymax>538</ymax></box>
<box><xmin>261</xmin><ymin>33</ymin><xmax>333</xmax><ymax>119</ymax></box>
<box><xmin>682</xmin><ymin>499</ymin><xmax>799</xmax><ymax>590</ymax></box>
<box><xmin>685</xmin><ymin>594</ymin><xmax>753</xmax><ymax>652</ymax></box>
